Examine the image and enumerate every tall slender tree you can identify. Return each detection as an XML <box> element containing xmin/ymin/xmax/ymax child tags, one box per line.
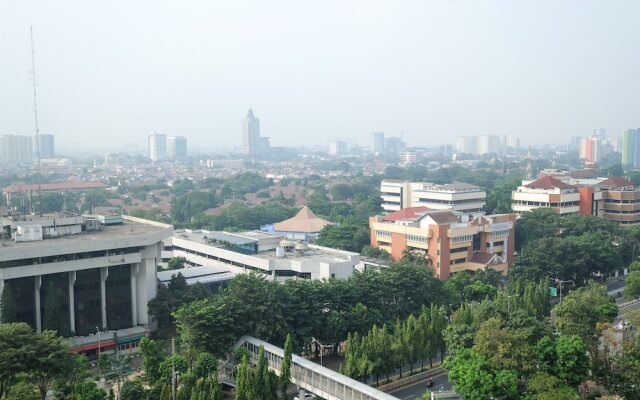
<box><xmin>279</xmin><ymin>333</ymin><xmax>292</xmax><ymax>398</ymax></box>
<box><xmin>235</xmin><ymin>354</ymin><xmax>249</xmax><ymax>400</ymax></box>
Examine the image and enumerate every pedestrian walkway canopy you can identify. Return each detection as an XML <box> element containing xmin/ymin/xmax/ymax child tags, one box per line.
<box><xmin>222</xmin><ymin>335</ymin><xmax>400</xmax><ymax>400</ymax></box>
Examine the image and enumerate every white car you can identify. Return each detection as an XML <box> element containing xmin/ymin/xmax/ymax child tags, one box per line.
<box><xmin>293</xmin><ymin>393</ymin><xmax>316</xmax><ymax>400</ymax></box>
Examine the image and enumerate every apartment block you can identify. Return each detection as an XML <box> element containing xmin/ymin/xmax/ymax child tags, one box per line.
<box><xmin>380</xmin><ymin>180</ymin><xmax>486</xmax><ymax>215</ymax></box>
<box><xmin>512</xmin><ymin>176</ymin><xmax>581</xmax><ymax>216</ymax></box>
<box><xmin>512</xmin><ymin>174</ymin><xmax>640</xmax><ymax>226</ymax></box>
<box><xmin>369</xmin><ymin>208</ymin><xmax>516</xmax><ymax>280</ymax></box>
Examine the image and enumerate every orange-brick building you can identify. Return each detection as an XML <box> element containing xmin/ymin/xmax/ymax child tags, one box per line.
<box><xmin>369</xmin><ymin>207</ymin><xmax>516</xmax><ymax>280</ymax></box>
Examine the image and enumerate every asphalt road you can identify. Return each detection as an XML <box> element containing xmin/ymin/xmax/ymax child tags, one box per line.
<box><xmin>388</xmin><ymin>372</ymin><xmax>452</xmax><ymax>400</ymax></box>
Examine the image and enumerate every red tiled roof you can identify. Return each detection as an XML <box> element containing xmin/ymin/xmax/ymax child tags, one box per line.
<box><xmin>597</xmin><ymin>177</ymin><xmax>634</xmax><ymax>187</ymax></box>
<box><xmin>383</xmin><ymin>206</ymin><xmax>431</xmax><ymax>221</ymax></box>
<box><xmin>425</xmin><ymin>210</ymin><xmax>460</xmax><ymax>224</ymax></box>
<box><xmin>524</xmin><ymin>176</ymin><xmax>573</xmax><ymax>190</ymax></box>
<box><xmin>3</xmin><ymin>181</ymin><xmax>107</xmax><ymax>193</ymax></box>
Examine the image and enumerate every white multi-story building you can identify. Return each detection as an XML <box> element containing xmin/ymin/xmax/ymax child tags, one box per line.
<box><xmin>511</xmin><ymin>176</ymin><xmax>581</xmax><ymax>215</ymax></box>
<box><xmin>380</xmin><ymin>180</ymin><xmax>486</xmax><ymax>214</ymax></box>
<box><xmin>148</xmin><ymin>132</ymin><xmax>168</xmax><ymax>161</ymax></box>
<box><xmin>456</xmin><ymin>135</ymin><xmax>519</xmax><ymax>155</ymax></box>
<box><xmin>328</xmin><ymin>141</ymin><xmax>347</xmax><ymax>156</ymax></box>
<box><xmin>0</xmin><ymin>135</ymin><xmax>33</xmax><ymax>165</ymax></box>
<box><xmin>206</xmin><ymin>159</ymin><xmax>246</xmax><ymax>169</ymax></box>
<box><xmin>400</xmin><ymin>151</ymin><xmax>417</xmax><ymax>165</ymax></box>
<box><xmin>456</xmin><ymin>136</ymin><xmax>476</xmax><ymax>154</ymax></box>
<box><xmin>0</xmin><ymin>214</ymin><xmax>172</xmax><ymax>354</ymax></box>
<box><xmin>476</xmin><ymin>135</ymin><xmax>501</xmax><ymax>155</ymax></box>
<box><xmin>167</xmin><ymin>230</ymin><xmax>360</xmax><ymax>280</ymax></box>
<box><xmin>167</xmin><ymin>136</ymin><xmax>187</xmax><ymax>161</ymax></box>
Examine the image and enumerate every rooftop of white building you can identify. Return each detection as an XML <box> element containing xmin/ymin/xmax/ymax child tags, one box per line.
<box><xmin>0</xmin><ymin>215</ymin><xmax>172</xmax><ymax>260</ymax></box>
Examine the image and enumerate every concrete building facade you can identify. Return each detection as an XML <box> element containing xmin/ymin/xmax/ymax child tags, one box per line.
<box><xmin>622</xmin><ymin>129</ymin><xmax>640</xmax><ymax>167</ymax></box>
<box><xmin>380</xmin><ymin>180</ymin><xmax>486</xmax><ymax>215</ymax></box>
<box><xmin>37</xmin><ymin>134</ymin><xmax>55</xmax><ymax>159</ymax></box>
<box><xmin>328</xmin><ymin>141</ymin><xmax>347</xmax><ymax>156</ymax></box>
<box><xmin>512</xmin><ymin>176</ymin><xmax>581</xmax><ymax>215</ymax></box>
<box><xmin>579</xmin><ymin>138</ymin><xmax>601</xmax><ymax>163</ymax></box>
<box><xmin>167</xmin><ymin>230</ymin><xmax>361</xmax><ymax>280</ymax></box>
<box><xmin>0</xmin><ymin>135</ymin><xmax>33</xmax><ymax>165</ymax></box>
<box><xmin>241</xmin><ymin>109</ymin><xmax>270</xmax><ymax>155</ymax></box>
<box><xmin>512</xmin><ymin>174</ymin><xmax>640</xmax><ymax>226</ymax></box>
<box><xmin>168</xmin><ymin>136</ymin><xmax>187</xmax><ymax>161</ymax></box>
<box><xmin>369</xmin><ymin>208</ymin><xmax>516</xmax><ymax>280</ymax></box>
<box><xmin>148</xmin><ymin>132</ymin><xmax>168</xmax><ymax>161</ymax></box>
<box><xmin>0</xmin><ymin>214</ymin><xmax>172</xmax><ymax>353</ymax></box>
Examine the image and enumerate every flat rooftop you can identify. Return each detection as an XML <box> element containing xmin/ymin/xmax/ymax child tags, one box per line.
<box><xmin>157</xmin><ymin>265</ymin><xmax>236</xmax><ymax>286</ymax></box>
<box><xmin>172</xmin><ymin>230</ymin><xmax>358</xmax><ymax>264</ymax></box>
<box><xmin>173</xmin><ymin>229</ymin><xmax>282</xmax><ymax>246</ymax></box>
<box><xmin>253</xmin><ymin>244</ymin><xmax>358</xmax><ymax>264</ymax></box>
<box><xmin>0</xmin><ymin>216</ymin><xmax>172</xmax><ymax>259</ymax></box>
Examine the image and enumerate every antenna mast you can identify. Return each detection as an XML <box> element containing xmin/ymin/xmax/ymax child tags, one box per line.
<box><xmin>30</xmin><ymin>26</ymin><xmax>42</xmax><ymax>215</ymax></box>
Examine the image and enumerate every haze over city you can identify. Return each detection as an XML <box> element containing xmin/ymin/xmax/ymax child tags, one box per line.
<box><xmin>1</xmin><ymin>0</ymin><xmax>639</xmax><ymax>152</ymax></box>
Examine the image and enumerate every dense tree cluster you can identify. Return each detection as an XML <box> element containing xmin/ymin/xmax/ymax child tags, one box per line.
<box><xmin>147</xmin><ymin>274</ymin><xmax>212</xmax><ymax>338</ymax></box>
<box><xmin>442</xmin><ymin>281</ymin><xmax>626</xmax><ymax>400</ymax></box>
<box><xmin>316</xmin><ymin>217</ymin><xmax>370</xmax><ymax>252</ymax></box>
<box><xmin>189</xmin><ymin>203</ymin><xmax>296</xmax><ymax>231</ymax></box>
<box><xmin>509</xmin><ymin>208</ymin><xmax>636</xmax><ymax>284</ymax></box>
<box><xmin>0</xmin><ymin>323</ymin><xmax>99</xmax><ymax>400</ymax></box>
<box><xmin>173</xmin><ymin>263</ymin><xmax>447</xmax><ymax>358</ymax></box>
<box><xmin>341</xmin><ymin>305</ymin><xmax>447</xmax><ymax>385</ymax></box>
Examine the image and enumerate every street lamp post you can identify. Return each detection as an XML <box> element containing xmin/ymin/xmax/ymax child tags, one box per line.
<box><xmin>96</xmin><ymin>326</ymin><xmax>101</xmax><ymax>360</ymax></box>
<box><xmin>556</xmin><ymin>279</ymin><xmax>574</xmax><ymax>304</ymax></box>
<box><xmin>497</xmin><ymin>292</ymin><xmax>518</xmax><ymax>315</ymax></box>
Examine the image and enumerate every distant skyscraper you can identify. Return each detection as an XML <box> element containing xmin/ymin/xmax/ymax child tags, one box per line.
<box><xmin>241</xmin><ymin>109</ymin><xmax>269</xmax><ymax>155</ymax></box>
<box><xmin>0</xmin><ymin>135</ymin><xmax>33</xmax><ymax>165</ymax></box>
<box><xmin>168</xmin><ymin>136</ymin><xmax>187</xmax><ymax>161</ymax></box>
<box><xmin>592</xmin><ymin>128</ymin><xmax>607</xmax><ymax>140</ymax></box>
<box><xmin>328</xmin><ymin>141</ymin><xmax>346</xmax><ymax>156</ymax></box>
<box><xmin>37</xmin><ymin>134</ymin><xmax>55</xmax><ymax>158</ymax></box>
<box><xmin>579</xmin><ymin>137</ymin><xmax>601</xmax><ymax>163</ymax></box>
<box><xmin>476</xmin><ymin>135</ymin><xmax>500</xmax><ymax>155</ymax></box>
<box><xmin>456</xmin><ymin>136</ymin><xmax>476</xmax><ymax>154</ymax></box>
<box><xmin>384</xmin><ymin>137</ymin><xmax>406</xmax><ymax>155</ymax></box>
<box><xmin>371</xmin><ymin>132</ymin><xmax>385</xmax><ymax>153</ymax></box>
<box><xmin>148</xmin><ymin>132</ymin><xmax>168</xmax><ymax>161</ymax></box>
<box><xmin>622</xmin><ymin>129</ymin><xmax>640</xmax><ymax>167</ymax></box>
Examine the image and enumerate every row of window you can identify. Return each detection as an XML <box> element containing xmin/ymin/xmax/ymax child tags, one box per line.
<box><xmin>375</xmin><ymin>230</ymin><xmax>392</xmax><ymax>238</ymax></box>
<box><xmin>0</xmin><ymin>247</ymin><xmax>142</xmax><ymax>269</ymax></box>
<box><xmin>604</xmin><ymin>199</ymin><xmax>640</xmax><ymax>204</ymax></box>
<box><xmin>416</xmin><ymin>197</ymin><xmax>483</xmax><ymax>205</ymax></box>
<box><xmin>451</xmin><ymin>235</ymin><xmax>473</xmax><ymax>244</ymax></box>
<box><xmin>513</xmin><ymin>200</ymin><xmax>580</xmax><ymax>207</ymax></box>
<box><xmin>406</xmin><ymin>235</ymin><xmax>427</xmax><ymax>243</ymax></box>
<box><xmin>490</xmin><ymin>230</ymin><xmax>509</xmax><ymax>238</ymax></box>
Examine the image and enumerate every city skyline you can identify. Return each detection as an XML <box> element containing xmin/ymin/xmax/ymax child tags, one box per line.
<box><xmin>1</xmin><ymin>1</ymin><xmax>639</xmax><ymax>151</ymax></box>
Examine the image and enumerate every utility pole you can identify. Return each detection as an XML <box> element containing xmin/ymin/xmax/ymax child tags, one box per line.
<box><xmin>30</xmin><ymin>27</ymin><xmax>42</xmax><ymax>216</ymax></box>
<box><xmin>171</xmin><ymin>337</ymin><xmax>176</xmax><ymax>400</ymax></box>
<box><xmin>498</xmin><ymin>292</ymin><xmax>518</xmax><ymax>316</ymax></box>
<box><xmin>556</xmin><ymin>279</ymin><xmax>574</xmax><ymax>304</ymax></box>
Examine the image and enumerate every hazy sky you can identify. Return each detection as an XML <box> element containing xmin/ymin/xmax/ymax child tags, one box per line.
<box><xmin>1</xmin><ymin>1</ymin><xmax>639</xmax><ymax>152</ymax></box>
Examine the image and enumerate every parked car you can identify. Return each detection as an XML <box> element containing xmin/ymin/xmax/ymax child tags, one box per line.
<box><xmin>293</xmin><ymin>393</ymin><xmax>316</xmax><ymax>400</ymax></box>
